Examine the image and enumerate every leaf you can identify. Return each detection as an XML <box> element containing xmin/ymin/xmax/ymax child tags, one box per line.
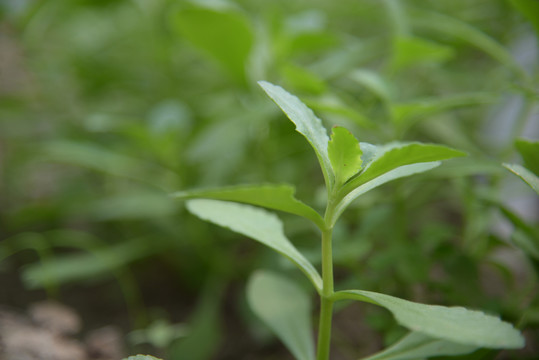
<box><xmin>247</xmin><ymin>271</ymin><xmax>315</xmax><ymax>360</ymax></box>
<box><xmin>171</xmin><ymin>6</ymin><xmax>253</xmax><ymax>83</ymax></box>
<box><xmin>361</xmin><ymin>331</ymin><xmax>477</xmax><ymax>360</ymax></box>
<box><xmin>186</xmin><ymin>199</ymin><xmax>322</xmax><ymax>291</ymax></box>
<box><xmin>503</xmin><ymin>163</ymin><xmax>539</xmax><ymax>194</ymax></box>
<box><xmin>350</xmin><ymin>69</ymin><xmax>392</xmax><ymax>103</ymax></box>
<box><xmin>172</xmin><ymin>184</ymin><xmax>324</xmax><ymax>228</ymax></box>
<box><xmin>411</xmin><ymin>9</ymin><xmax>527</xmax><ymax>80</ymax></box>
<box><xmin>41</xmin><ymin>141</ymin><xmax>175</xmax><ymax>190</ymax></box>
<box><xmin>328</xmin><ymin>127</ymin><xmax>363</xmax><ymax>185</ymax></box>
<box><xmin>123</xmin><ymin>355</ymin><xmax>162</xmax><ymax>360</ymax></box>
<box><xmin>330</xmin><ymin>143</ymin><xmax>466</xmax><ymax>225</ymax></box>
<box><xmin>336</xmin><ymin>290</ymin><xmax>525</xmax><ymax>349</ymax></box>
<box><xmin>258</xmin><ymin>81</ymin><xmax>334</xmax><ymax>189</ymax></box>
<box><xmin>390</xmin><ymin>35</ymin><xmax>454</xmax><ymax>72</ymax></box>
<box><xmin>515</xmin><ymin>138</ymin><xmax>539</xmax><ymax>176</ymax></box>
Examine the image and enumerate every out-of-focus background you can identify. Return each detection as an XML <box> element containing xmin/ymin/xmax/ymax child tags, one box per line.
<box><xmin>0</xmin><ymin>0</ymin><xmax>538</xmax><ymax>359</ymax></box>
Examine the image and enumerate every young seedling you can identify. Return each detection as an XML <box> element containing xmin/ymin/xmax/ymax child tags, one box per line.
<box><xmin>173</xmin><ymin>82</ymin><xmax>524</xmax><ymax>360</ymax></box>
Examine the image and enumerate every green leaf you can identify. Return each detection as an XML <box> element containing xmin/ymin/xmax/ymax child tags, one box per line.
<box><xmin>336</xmin><ymin>290</ymin><xmax>525</xmax><ymax>349</ymax></box>
<box><xmin>247</xmin><ymin>271</ymin><xmax>315</xmax><ymax>360</ymax></box>
<box><xmin>172</xmin><ymin>184</ymin><xmax>324</xmax><ymax>228</ymax></box>
<box><xmin>123</xmin><ymin>355</ymin><xmax>162</xmax><ymax>360</ymax></box>
<box><xmin>171</xmin><ymin>6</ymin><xmax>253</xmax><ymax>83</ymax></box>
<box><xmin>515</xmin><ymin>138</ymin><xmax>539</xmax><ymax>176</ymax></box>
<box><xmin>411</xmin><ymin>9</ymin><xmax>527</xmax><ymax>80</ymax></box>
<box><xmin>390</xmin><ymin>35</ymin><xmax>454</xmax><ymax>72</ymax></box>
<box><xmin>361</xmin><ymin>331</ymin><xmax>477</xmax><ymax>360</ymax></box>
<box><xmin>328</xmin><ymin>127</ymin><xmax>363</xmax><ymax>185</ymax></box>
<box><xmin>510</xmin><ymin>0</ymin><xmax>539</xmax><ymax>38</ymax></box>
<box><xmin>186</xmin><ymin>199</ymin><xmax>322</xmax><ymax>291</ymax></box>
<box><xmin>41</xmin><ymin>141</ymin><xmax>175</xmax><ymax>190</ymax></box>
<box><xmin>503</xmin><ymin>163</ymin><xmax>539</xmax><ymax>194</ymax></box>
<box><xmin>331</xmin><ymin>143</ymin><xmax>466</xmax><ymax>225</ymax></box>
<box><xmin>258</xmin><ymin>81</ymin><xmax>334</xmax><ymax>189</ymax></box>
<box><xmin>350</xmin><ymin>69</ymin><xmax>392</xmax><ymax>103</ymax></box>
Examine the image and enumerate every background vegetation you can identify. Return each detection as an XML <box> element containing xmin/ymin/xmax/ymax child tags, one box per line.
<box><xmin>0</xmin><ymin>0</ymin><xmax>538</xmax><ymax>359</ymax></box>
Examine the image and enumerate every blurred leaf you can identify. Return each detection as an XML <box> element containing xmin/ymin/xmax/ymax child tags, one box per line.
<box><xmin>515</xmin><ymin>138</ymin><xmax>539</xmax><ymax>176</ymax></box>
<box><xmin>172</xmin><ymin>184</ymin><xmax>324</xmax><ymax>228</ymax></box>
<box><xmin>41</xmin><ymin>141</ymin><xmax>176</xmax><ymax>190</ymax></box>
<box><xmin>283</xmin><ymin>64</ymin><xmax>327</xmax><ymax>94</ymax></box>
<box><xmin>503</xmin><ymin>163</ymin><xmax>539</xmax><ymax>194</ymax></box>
<box><xmin>83</xmin><ymin>192</ymin><xmax>176</xmax><ymax>221</ymax></box>
<box><xmin>186</xmin><ymin>199</ymin><xmax>322</xmax><ymax>291</ymax></box>
<box><xmin>328</xmin><ymin>127</ymin><xmax>363</xmax><ymax>185</ymax></box>
<box><xmin>172</xmin><ymin>5</ymin><xmax>253</xmax><ymax>83</ymax></box>
<box><xmin>350</xmin><ymin>69</ymin><xmax>392</xmax><ymax>103</ymax></box>
<box><xmin>258</xmin><ymin>81</ymin><xmax>334</xmax><ymax>189</ymax></box>
<box><xmin>390</xmin><ymin>35</ymin><xmax>454</xmax><ymax>72</ymax></box>
<box><xmin>22</xmin><ymin>239</ymin><xmax>157</xmax><ymax>288</ymax></box>
<box><xmin>361</xmin><ymin>331</ymin><xmax>477</xmax><ymax>360</ymax></box>
<box><xmin>411</xmin><ymin>9</ymin><xmax>527</xmax><ymax>80</ymax></box>
<box><xmin>390</xmin><ymin>93</ymin><xmax>494</xmax><ymax>130</ymax></box>
<box><xmin>336</xmin><ymin>290</ymin><xmax>525</xmax><ymax>349</ymax></box>
<box><xmin>247</xmin><ymin>271</ymin><xmax>315</xmax><ymax>360</ymax></box>
<box><xmin>128</xmin><ymin>319</ymin><xmax>189</xmax><ymax>349</ymax></box>
<box><xmin>510</xmin><ymin>0</ymin><xmax>539</xmax><ymax>38</ymax></box>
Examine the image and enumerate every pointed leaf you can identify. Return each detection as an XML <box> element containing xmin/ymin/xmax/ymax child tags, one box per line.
<box><xmin>328</xmin><ymin>127</ymin><xmax>363</xmax><ymax>185</ymax></box>
<box><xmin>186</xmin><ymin>199</ymin><xmax>322</xmax><ymax>291</ymax></box>
<box><xmin>504</xmin><ymin>163</ymin><xmax>539</xmax><ymax>194</ymax></box>
<box><xmin>336</xmin><ymin>290</ymin><xmax>525</xmax><ymax>349</ymax></box>
<box><xmin>330</xmin><ymin>143</ymin><xmax>465</xmax><ymax>225</ymax></box>
<box><xmin>354</xmin><ymin>143</ymin><xmax>466</xmax><ymax>187</ymax></box>
<box><xmin>258</xmin><ymin>81</ymin><xmax>334</xmax><ymax>188</ymax></box>
<box><xmin>515</xmin><ymin>138</ymin><xmax>539</xmax><ymax>176</ymax></box>
<box><xmin>172</xmin><ymin>184</ymin><xmax>324</xmax><ymax>228</ymax></box>
<box><xmin>361</xmin><ymin>331</ymin><xmax>477</xmax><ymax>360</ymax></box>
<box><xmin>247</xmin><ymin>271</ymin><xmax>315</xmax><ymax>360</ymax></box>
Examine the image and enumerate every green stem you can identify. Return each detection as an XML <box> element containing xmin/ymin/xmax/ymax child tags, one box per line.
<box><xmin>317</xmin><ymin>227</ymin><xmax>335</xmax><ymax>360</ymax></box>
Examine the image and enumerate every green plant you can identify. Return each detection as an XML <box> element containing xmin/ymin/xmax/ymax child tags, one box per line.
<box><xmin>174</xmin><ymin>82</ymin><xmax>525</xmax><ymax>360</ymax></box>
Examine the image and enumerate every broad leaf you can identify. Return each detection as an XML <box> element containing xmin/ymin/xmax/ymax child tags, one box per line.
<box><xmin>186</xmin><ymin>199</ymin><xmax>322</xmax><ymax>291</ymax></box>
<box><xmin>328</xmin><ymin>127</ymin><xmax>363</xmax><ymax>185</ymax></box>
<box><xmin>336</xmin><ymin>290</ymin><xmax>525</xmax><ymax>349</ymax></box>
<box><xmin>503</xmin><ymin>163</ymin><xmax>539</xmax><ymax>194</ymax></box>
<box><xmin>258</xmin><ymin>81</ymin><xmax>334</xmax><ymax>189</ymax></box>
<box><xmin>172</xmin><ymin>184</ymin><xmax>324</xmax><ymax>228</ymax></box>
<box><xmin>361</xmin><ymin>331</ymin><xmax>477</xmax><ymax>360</ymax></box>
<box><xmin>515</xmin><ymin>138</ymin><xmax>539</xmax><ymax>176</ymax></box>
<box><xmin>247</xmin><ymin>271</ymin><xmax>315</xmax><ymax>360</ymax></box>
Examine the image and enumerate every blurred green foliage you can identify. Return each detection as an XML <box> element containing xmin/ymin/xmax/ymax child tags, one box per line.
<box><xmin>0</xmin><ymin>0</ymin><xmax>537</xmax><ymax>359</ymax></box>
